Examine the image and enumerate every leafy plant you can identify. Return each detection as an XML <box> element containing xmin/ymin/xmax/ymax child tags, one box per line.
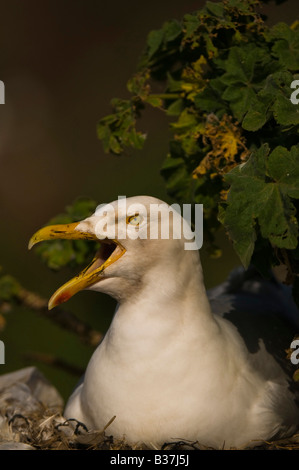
<box><xmin>95</xmin><ymin>0</ymin><xmax>299</xmax><ymax>297</ymax></box>
<box><xmin>33</xmin><ymin>197</ymin><xmax>98</xmax><ymax>271</ymax></box>
<box><xmin>0</xmin><ymin>0</ymin><xmax>298</xmax><ymax>386</ymax></box>
<box><xmin>4</xmin><ymin>0</ymin><xmax>298</xmax><ymax>309</ymax></box>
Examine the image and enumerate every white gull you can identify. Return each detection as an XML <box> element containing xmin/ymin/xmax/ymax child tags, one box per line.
<box><xmin>29</xmin><ymin>196</ymin><xmax>299</xmax><ymax>449</ymax></box>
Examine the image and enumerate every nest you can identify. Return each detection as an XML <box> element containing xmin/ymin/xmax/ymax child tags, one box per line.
<box><xmin>1</xmin><ymin>404</ymin><xmax>299</xmax><ymax>451</ymax></box>
<box><xmin>0</xmin><ymin>367</ymin><xmax>298</xmax><ymax>450</ymax></box>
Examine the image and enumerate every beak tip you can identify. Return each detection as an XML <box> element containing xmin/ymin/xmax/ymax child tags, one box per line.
<box><xmin>28</xmin><ymin>234</ymin><xmax>39</xmax><ymax>250</ymax></box>
<box><xmin>48</xmin><ymin>297</ymin><xmax>57</xmax><ymax>310</ymax></box>
<box><xmin>48</xmin><ymin>291</ymin><xmax>71</xmax><ymax>310</ymax></box>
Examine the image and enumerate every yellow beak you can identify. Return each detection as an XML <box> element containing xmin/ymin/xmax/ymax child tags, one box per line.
<box><xmin>29</xmin><ymin>222</ymin><xmax>125</xmax><ymax>310</ymax></box>
<box><xmin>28</xmin><ymin>222</ymin><xmax>97</xmax><ymax>249</ymax></box>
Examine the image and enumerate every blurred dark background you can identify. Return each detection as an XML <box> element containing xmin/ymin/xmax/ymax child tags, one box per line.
<box><xmin>0</xmin><ymin>0</ymin><xmax>297</xmax><ymax>399</ymax></box>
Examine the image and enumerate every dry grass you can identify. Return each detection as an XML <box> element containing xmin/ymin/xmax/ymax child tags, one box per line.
<box><xmin>1</xmin><ymin>403</ymin><xmax>299</xmax><ymax>450</ymax></box>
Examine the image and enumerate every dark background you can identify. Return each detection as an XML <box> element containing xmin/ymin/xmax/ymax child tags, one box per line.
<box><xmin>0</xmin><ymin>0</ymin><xmax>297</xmax><ymax>399</ymax></box>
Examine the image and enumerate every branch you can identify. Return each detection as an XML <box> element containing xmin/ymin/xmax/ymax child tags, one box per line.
<box><xmin>0</xmin><ymin>273</ymin><xmax>103</xmax><ymax>347</ymax></box>
<box><xmin>18</xmin><ymin>287</ymin><xmax>103</xmax><ymax>347</ymax></box>
<box><xmin>23</xmin><ymin>352</ymin><xmax>85</xmax><ymax>376</ymax></box>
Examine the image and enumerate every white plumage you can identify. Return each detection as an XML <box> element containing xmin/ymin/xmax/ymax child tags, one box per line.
<box><xmin>30</xmin><ymin>196</ymin><xmax>299</xmax><ymax>449</ymax></box>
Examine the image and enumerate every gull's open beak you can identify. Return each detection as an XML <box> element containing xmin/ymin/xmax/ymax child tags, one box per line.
<box><xmin>29</xmin><ymin>222</ymin><xmax>126</xmax><ymax>310</ymax></box>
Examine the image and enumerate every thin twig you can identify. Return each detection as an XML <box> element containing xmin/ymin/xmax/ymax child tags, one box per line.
<box><xmin>18</xmin><ymin>287</ymin><xmax>103</xmax><ymax>347</ymax></box>
<box><xmin>23</xmin><ymin>352</ymin><xmax>85</xmax><ymax>376</ymax></box>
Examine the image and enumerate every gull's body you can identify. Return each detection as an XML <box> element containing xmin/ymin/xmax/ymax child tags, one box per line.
<box><xmin>29</xmin><ymin>196</ymin><xmax>299</xmax><ymax>449</ymax></box>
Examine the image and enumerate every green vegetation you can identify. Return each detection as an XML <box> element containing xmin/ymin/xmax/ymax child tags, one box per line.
<box><xmin>1</xmin><ymin>0</ymin><xmax>299</xmax><ymax>313</ymax></box>
<box><xmin>96</xmin><ymin>0</ymin><xmax>299</xmax><ymax>302</ymax></box>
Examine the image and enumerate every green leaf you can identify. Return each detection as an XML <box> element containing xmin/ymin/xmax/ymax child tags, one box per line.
<box><xmin>194</xmin><ymin>87</ymin><xmax>224</xmax><ymax>113</ymax></box>
<box><xmin>126</xmin><ymin>71</ymin><xmax>150</xmax><ymax>96</ymax></box>
<box><xmin>268</xmin><ymin>23</ymin><xmax>299</xmax><ymax>70</ymax></box>
<box><xmin>35</xmin><ymin>198</ymin><xmax>98</xmax><ymax>271</ymax></box>
<box><xmin>0</xmin><ymin>275</ymin><xmax>21</xmax><ymax>301</ymax></box>
<box><xmin>206</xmin><ymin>1</ymin><xmax>224</xmax><ymax>17</ymax></box>
<box><xmin>161</xmin><ymin>155</ymin><xmax>201</xmax><ymax>202</ymax></box>
<box><xmin>36</xmin><ymin>240</ymin><xmax>75</xmax><ymax>270</ymax></box>
<box><xmin>267</xmin><ymin>22</ymin><xmax>294</xmax><ymax>41</ymax></box>
<box><xmin>272</xmin><ymin>93</ymin><xmax>299</xmax><ymax>126</ymax></box>
<box><xmin>272</xmin><ymin>39</ymin><xmax>299</xmax><ymax>70</ymax></box>
<box><xmin>222</xmin><ymin>46</ymin><xmax>260</xmax><ymax>85</ymax></box>
<box><xmin>65</xmin><ymin>198</ymin><xmax>98</xmax><ymax>221</ymax></box>
<box><xmin>97</xmin><ymin>122</ymin><xmax>112</xmax><ymax>153</ymax></box>
<box><xmin>202</xmin><ymin>32</ymin><xmax>218</xmax><ymax>57</ymax></box>
<box><xmin>95</xmin><ymin>1</ymin><xmax>299</xmax><ymax>291</ymax></box>
<box><xmin>109</xmin><ymin>134</ymin><xmax>123</xmax><ymax>154</ymax></box>
<box><xmin>242</xmin><ymin>95</ymin><xmax>272</xmax><ymax>131</ymax></box>
<box><xmin>162</xmin><ymin>20</ymin><xmax>182</xmax><ymax>43</ymax></box>
<box><xmin>257</xmin><ymin>185</ymin><xmax>298</xmax><ymax>248</ymax></box>
<box><xmin>127</xmin><ymin>129</ymin><xmax>146</xmax><ymax>149</ymax></box>
<box><xmin>147</xmin><ymin>29</ymin><xmax>164</xmax><ymax>58</ymax></box>
<box><xmin>267</xmin><ymin>146</ymin><xmax>299</xmax><ymax>198</ymax></box>
<box><xmin>166</xmin><ymin>99</ymin><xmax>184</xmax><ymax>116</ymax></box>
<box><xmin>226</xmin><ymin>0</ymin><xmax>259</xmax><ymax>13</ymax></box>
<box><xmin>222</xmin><ymin>144</ymin><xmax>299</xmax><ymax>266</ymax></box>
<box><xmin>222</xmin><ymin>85</ymin><xmax>256</xmax><ymax>121</ymax></box>
<box><xmin>183</xmin><ymin>13</ymin><xmax>200</xmax><ymax>39</ymax></box>
<box><xmin>97</xmin><ymin>98</ymin><xmax>145</xmax><ymax>155</ymax></box>
<box><xmin>145</xmin><ymin>95</ymin><xmax>163</xmax><ymax>107</ymax></box>
<box><xmin>166</xmin><ymin>73</ymin><xmax>184</xmax><ymax>93</ymax></box>
<box><xmin>171</xmin><ymin>109</ymin><xmax>198</xmax><ymax>130</ymax></box>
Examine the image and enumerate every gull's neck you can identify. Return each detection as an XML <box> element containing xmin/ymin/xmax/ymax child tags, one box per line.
<box><xmin>104</xmin><ymin>249</ymin><xmax>219</xmax><ymax>357</ymax></box>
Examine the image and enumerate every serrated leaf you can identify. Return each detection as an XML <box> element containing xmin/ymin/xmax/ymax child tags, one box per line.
<box><xmin>268</xmin><ymin>23</ymin><xmax>299</xmax><ymax>70</ymax></box>
<box><xmin>95</xmin><ymin>0</ymin><xmax>299</xmax><ymax>291</ymax></box>
<box><xmin>194</xmin><ymin>87</ymin><xmax>224</xmax><ymax>113</ymax></box>
<box><xmin>242</xmin><ymin>95</ymin><xmax>272</xmax><ymax>131</ymax></box>
<box><xmin>206</xmin><ymin>1</ymin><xmax>224</xmax><ymax>17</ymax></box>
<box><xmin>222</xmin><ymin>85</ymin><xmax>256</xmax><ymax>121</ymax></box>
<box><xmin>266</xmin><ymin>22</ymin><xmax>293</xmax><ymax>41</ymax></box>
<box><xmin>272</xmin><ymin>39</ymin><xmax>299</xmax><ymax>70</ymax></box>
<box><xmin>183</xmin><ymin>13</ymin><xmax>200</xmax><ymax>38</ymax></box>
<box><xmin>221</xmin><ymin>45</ymin><xmax>272</xmax><ymax>95</ymax></box>
<box><xmin>219</xmin><ymin>196</ymin><xmax>257</xmax><ymax>267</ymax></box>
<box><xmin>222</xmin><ymin>144</ymin><xmax>299</xmax><ymax>266</ymax></box>
<box><xmin>226</xmin><ymin>0</ymin><xmax>259</xmax><ymax>13</ymax></box>
<box><xmin>267</xmin><ymin>146</ymin><xmax>299</xmax><ymax>198</ymax></box>
<box><xmin>272</xmin><ymin>93</ymin><xmax>299</xmax><ymax>126</ymax></box>
<box><xmin>222</xmin><ymin>47</ymin><xmax>256</xmax><ymax>85</ymax></box>
<box><xmin>258</xmin><ymin>185</ymin><xmax>298</xmax><ymax>248</ymax></box>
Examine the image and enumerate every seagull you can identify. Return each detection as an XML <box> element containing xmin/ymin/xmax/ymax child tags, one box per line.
<box><xmin>29</xmin><ymin>196</ymin><xmax>299</xmax><ymax>449</ymax></box>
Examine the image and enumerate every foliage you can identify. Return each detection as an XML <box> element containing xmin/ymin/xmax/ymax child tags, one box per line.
<box><xmin>0</xmin><ymin>197</ymin><xmax>99</xmax><ymax>333</ymax></box>
<box><xmin>34</xmin><ymin>197</ymin><xmax>98</xmax><ymax>271</ymax></box>
<box><xmin>95</xmin><ymin>0</ymin><xmax>299</xmax><ymax>291</ymax></box>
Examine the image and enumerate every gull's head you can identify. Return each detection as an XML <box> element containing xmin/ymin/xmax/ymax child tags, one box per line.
<box><xmin>29</xmin><ymin>196</ymin><xmax>200</xmax><ymax>309</ymax></box>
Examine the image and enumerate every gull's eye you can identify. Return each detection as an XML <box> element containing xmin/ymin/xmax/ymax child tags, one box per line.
<box><xmin>127</xmin><ymin>214</ymin><xmax>143</xmax><ymax>226</ymax></box>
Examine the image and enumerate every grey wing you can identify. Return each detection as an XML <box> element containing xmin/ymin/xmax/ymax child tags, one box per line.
<box><xmin>208</xmin><ymin>266</ymin><xmax>299</xmax><ymax>381</ymax></box>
